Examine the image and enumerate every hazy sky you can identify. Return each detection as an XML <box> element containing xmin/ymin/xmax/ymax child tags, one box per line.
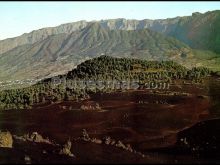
<box><xmin>0</xmin><ymin>1</ymin><xmax>220</xmax><ymax>40</ymax></box>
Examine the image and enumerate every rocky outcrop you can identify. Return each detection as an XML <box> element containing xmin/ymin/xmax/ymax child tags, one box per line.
<box><xmin>12</xmin><ymin>131</ymin><xmax>75</xmax><ymax>159</ymax></box>
<box><xmin>59</xmin><ymin>139</ymin><xmax>75</xmax><ymax>158</ymax></box>
<box><xmin>77</xmin><ymin>129</ymin><xmax>145</xmax><ymax>158</ymax></box>
<box><xmin>0</xmin><ymin>131</ymin><xmax>13</xmax><ymax>148</ymax></box>
<box><xmin>91</xmin><ymin>138</ymin><xmax>102</xmax><ymax>144</ymax></box>
<box><xmin>80</xmin><ymin>102</ymin><xmax>101</xmax><ymax>111</ymax></box>
<box><xmin>13</xmin><ymin>132</ymin><xmax>52</xmax><ymax>144</ymax></box>
<box><xmin>81</xmin><ymin>129</ymin><xmax>90</xmax><ymax>141</ymax></box>
<box><xmin>24</xmin><ymin>155</ymin><xmax>32</xmax><ymax>164</ymax></box>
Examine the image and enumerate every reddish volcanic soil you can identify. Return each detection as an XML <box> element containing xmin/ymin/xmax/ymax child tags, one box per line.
<box><xmin>0</xmin><ymin>80</ymin><xmax>219</xmax><ymax>164</ymax></box>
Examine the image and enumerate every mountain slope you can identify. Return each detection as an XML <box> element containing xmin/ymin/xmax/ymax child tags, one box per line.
<box><xmin>160</xmin><ymin>10</ymin><xmax>220</xmax><ymax>53</ymax></box>
<box><xmin>100</xmin><ymin>10</ymin><xmax>220</xmax><ymax>54</ymax></box>
<box><xmin>0</xmin><ymin>18</ymin><xmax>181</xmax><ymax>55</ymax></box>
<box><xmin>0</xmin><ymin>20</ymin><xmax>88</xmax><ymax>54</ymax></box>
<box><xmin>1</xmin><ymin>10</ymin><xmax>220</xmax><ymax>83</ymax></box>
<box><xmin>1</xmin><ymin>10</ymin><xmax>220</xmax><ymax>55</ymax></box>
<box><xmin>0</xmin><ymin>23</ymin><xmax>194</xmax><ymax>82</ymax></box>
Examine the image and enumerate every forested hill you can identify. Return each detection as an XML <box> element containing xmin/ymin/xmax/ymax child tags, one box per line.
<box><xmin>0</xmin><ymin>56</ymin><xmax>211</xmax><ymax>110</ymax></box>
<box><xmin>47</xmin><ymin>55</ymin><xmax>210</xmax><ymax>82</ymax></box>
<box><xmin>66</xmin><ymin>55</ymin><xmax>189</xmax><ymax>80</ymax></box>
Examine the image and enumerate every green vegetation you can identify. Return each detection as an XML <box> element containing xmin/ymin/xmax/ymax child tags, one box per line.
<box><xmin>0</xmin><ymin>56</ymin><xmax>211</xmax><ymax>110</ymax></box>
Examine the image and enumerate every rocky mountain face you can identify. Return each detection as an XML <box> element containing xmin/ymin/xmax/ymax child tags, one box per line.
<box><xmin>0</xmin><ymin>17</ymin><xmax>185</xmax><ymax>54</ymax></box>
<box><xmin>1</xmin><ymin>10</ymin><xmax>220</xmax><ymax>55</ymax></box>
<box><xmin>162</xmin><ymin>10</ymin><xmax>220</xmax><ymax>53</ymax></box>
<box><xmin>0</xmin><ymin>20</ymin><xmax>88</xmax><ymax>54</ymax></box>
<box><xmin>0</xmin><ymin>10</ymin><xmax>220</xmax><ymax>83</ymax></box>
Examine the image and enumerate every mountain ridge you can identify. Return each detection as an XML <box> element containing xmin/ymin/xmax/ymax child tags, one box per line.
<box><xmin>0</xmin><ymin>10</ymin><xmax>220</xmax><ymax>83</ymax></box>
<box><xmin>0</xmin><ymin>23</ymin><xmax>194</xmax><ymax>83</ymax></box>
<box><xmin>1</xmin><ymin>10</ymin><xmax>219</xmax><ymax>55</ymax></box>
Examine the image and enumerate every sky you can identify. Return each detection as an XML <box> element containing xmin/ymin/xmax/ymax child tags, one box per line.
<box><xmin>0</xmin><ymin>1</ymin><xmax>220</xmax><ymax>40</ymax></box>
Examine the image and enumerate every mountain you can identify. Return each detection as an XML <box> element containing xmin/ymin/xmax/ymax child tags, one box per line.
<box><xmin>0</xmin><ymin>20</ymin><xmax>88</xmax><ymax>55</ymax></box>
<box><xmin>1</xmin><ymin>10</ymin><xmax>220</xmax><ymax>55</ymax></box>
<box><xmin>158</xmin><ymin>10</ymin><xmax>220</xmax><ymax>54</ymax></box>
<box><xmin>0</xmin><ymin>18</ymin><xmax>180</xmax><ymax>55</ymax></box>
<box><xmin>0</xmin><ymin>22</ymin><xmax>194</xmax><ymax>83</ymax></box>
<box><xmin>0</xmin><ymin>10</ymin><xmax>220</xmax><ymax>84</ymax></box>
